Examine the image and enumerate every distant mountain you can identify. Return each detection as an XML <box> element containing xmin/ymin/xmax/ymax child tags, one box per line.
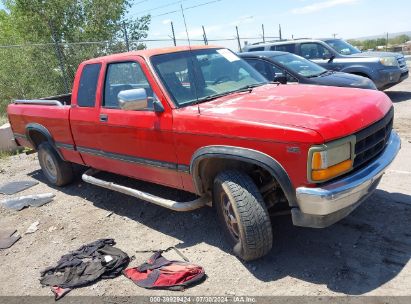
<box><xmin>351</xmin><ymin>31</ymin><xmax>411</xmax><ymax>41</ymax></box>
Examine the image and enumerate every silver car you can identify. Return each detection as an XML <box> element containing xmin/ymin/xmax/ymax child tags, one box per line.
<box><xmin>242</xmin><ymin>38</ymin><xmax>409</xmax><ymax>90</ymax></box>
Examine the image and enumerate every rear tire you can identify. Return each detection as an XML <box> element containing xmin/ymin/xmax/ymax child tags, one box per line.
<box><xmin>38</xmin><ymin>142</ymin><xmax>73</xmax><ymax>186</ymax></box>
<box><xmin>213</xmin><ymin>170</ymin><xmax>273</xmax><ymax>261</ymax></box>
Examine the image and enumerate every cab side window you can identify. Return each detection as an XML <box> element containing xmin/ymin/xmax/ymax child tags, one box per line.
<box><xmin>103</xmin><ymin>61</ymin><xmax>155</xmax><ymax>110</ymax></box>
<box><xmin>300</xmin><ymin>43</ymin><xmax>331</xmax><ymax>60</ymax></box>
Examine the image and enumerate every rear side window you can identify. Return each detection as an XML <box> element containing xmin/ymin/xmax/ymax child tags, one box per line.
<box><xmin>270</xmin><ymin>44</ymin><xmax>295</xmax><ymax>53</ymax></box>
<box><xmin>248</xmin><ymin>47</ymin><xmax>265</xmax><ymax>52</ymax></box>
<box><xmin>77</xmin><ymin>63</ymin><xmax>101</xmax><ymax>107</ymax></box>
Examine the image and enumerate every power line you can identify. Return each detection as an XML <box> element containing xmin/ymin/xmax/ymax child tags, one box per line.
<box><xmin>151</xmin><ymin>0</ymin><xmax>222</xmax><ymax>18</ymax></box>
<box><xmin>133</xmin><ymin>0</ymin><xmax>149</xmax><ymax>5</ymax></box>
<box><xmin>152</xmin><ymin>9</ymin><xmax>179</xmax><ymax>17</ymax></box>
<box><xmin>133</xmin><ymin>0</ymin><xmax>192</xmax><ymax>15</ymax></box>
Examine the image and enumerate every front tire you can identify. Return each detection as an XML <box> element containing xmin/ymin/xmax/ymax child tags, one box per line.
<box><xmin>38</xmin><ymin>142</ymin><xmax>73</xmax><ymax>186</ymax></box>
<box><xmin>213</xmin><ymin>170</ymin><xmax>273</xmax><ymax>261</ymax></box>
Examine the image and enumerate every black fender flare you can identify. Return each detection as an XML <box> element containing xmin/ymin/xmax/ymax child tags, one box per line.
<box><xmin>190</xmin><ymin>145</ymin><xmax>297</xmax><ymax>207</ymax></box>
<box><xmin>25</xmin><ymin>123</ymin><xmax>65</xmax><ymax>160</ymax></box>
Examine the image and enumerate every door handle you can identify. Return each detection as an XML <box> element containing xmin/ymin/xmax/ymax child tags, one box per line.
<box><xmin>100</xmin><ymin>114</ymin><xmax>108</xmax><ymax>122</ymax></box>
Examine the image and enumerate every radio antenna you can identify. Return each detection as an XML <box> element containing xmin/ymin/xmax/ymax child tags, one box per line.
<box><xmin>180</xmin><ymin>4</ymin><xmax>201</xmax><ymax>114</ymax></box>
<box><xmin>181</xmin><ymin>4</ymin><xmax>191</xmax><ymax>47</ymax></box>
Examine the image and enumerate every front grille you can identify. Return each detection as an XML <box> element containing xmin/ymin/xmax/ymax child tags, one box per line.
<box><xmin>397</xmin><ymin>56</ymin><xmax>407</xmax><ymax>69</ymax></box>
<box><xmin>353</xmin><ymin>107</ymin><xmax>393</xmax><ymax>169</ymax></box>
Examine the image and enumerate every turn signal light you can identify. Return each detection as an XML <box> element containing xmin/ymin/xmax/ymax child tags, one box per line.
<box><xmin>311</xmin><ymin>159</ymin><xmax>353</xmax><ymax>181</ymax></box>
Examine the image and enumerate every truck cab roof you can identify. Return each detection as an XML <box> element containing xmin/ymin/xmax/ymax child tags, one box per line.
<box><xmin>82</xmin><ymin>45</ymin><xmax>222</xmax><ymax>64</ymax></box>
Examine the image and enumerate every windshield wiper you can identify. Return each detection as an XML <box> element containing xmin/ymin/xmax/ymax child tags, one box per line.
<box><xmin>195</xmin><ymin>92</ymin><xmax>234</xmax><ymax>104</ymax></box>
<box><xmin>235</xmin><ymin>83</ymin><xmax>266</xmax><ymax>91</ymax></box>
<box><xmin>195</xmin><ymin>83</ymin><xmax>265</xmax><ymax>104</ymax></box>
<box><xmin>307</xmin><ymin>70</ymin><xmax>330</xmax><ymax>78</ymax></box>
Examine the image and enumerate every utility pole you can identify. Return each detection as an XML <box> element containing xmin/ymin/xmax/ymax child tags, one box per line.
<box><xmin>236</xmin><ymin>26</ymin><xmax>242</xmax><ymax>52</ymax></box>
<box><xmin>262</xmin><ymin>24</ymin><xmax>265</xmax><ymax>43</ymax></box>
<box><xmin>202</xmin><ymin>25</ymin><xmax>208</xmax><ymax>45</ymax></box>
<box><xmin>386</xmin><ymin>32</ymin><xmax>388</xmax><ymax>51</ymax></box>
<box><xmin>123</xmin><ymin>21</ymin><xmax>130</xmax><ymax>52</ymax></box>
<box><xmin>170</xmin><ymin>21</ymin><xmax>177</xmax><ymax>46</ymax></box>
<box><xmin>279</xmin><ymin>24</ymin><xmax>282</xmax><ymax>40</ymax></box>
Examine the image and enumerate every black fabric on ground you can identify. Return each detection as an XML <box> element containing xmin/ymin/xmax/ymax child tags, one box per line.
<box><xmin>40</xmin><ymin>238</ymin><xmax>129</xmax><ymax>290</ymax></box>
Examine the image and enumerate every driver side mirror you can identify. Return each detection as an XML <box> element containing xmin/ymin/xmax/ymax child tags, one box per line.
<box><xmin>118</xmin><ymin>88</ymin><xmax>148</xmax><ymax>111</ymax></box>
<box><xmin>323</xmin><ymin>53</ymin><xmax>335</xmax><ymax>62</ymax></box>
<box><xmin>273</xmin><ymin>73</ymin><xmax>288</xmax><ymax>84</ymax></box>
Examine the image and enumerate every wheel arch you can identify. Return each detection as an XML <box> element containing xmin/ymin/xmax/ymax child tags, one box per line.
<box><xmin>190</xmin><ymin>145</ymin><xmax>297</xmax><ymax>207</ymax></box>
<box><xmin>25</xmin><ymin>123</ymin><xmax>64</xmax><ymax>160</ymax></box>
<box><xmin>350</xmin><ymin>71</ymin><xmax>371</xmax><ymax>78</ymax></box>
<box><xmin>339</xmin><ymin>66</ymin><xmax>374</xmax><ymax>80</ymax></box>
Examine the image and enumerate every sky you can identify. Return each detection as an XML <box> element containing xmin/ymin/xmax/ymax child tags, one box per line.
<box><xmin>1</xmin><ymin>0</ymin><xmax>410</xmax><ymax>50</ymax></box>
<box><xmin>128</xmin><ymin>0</ymin><xmax>411</xmax><ymax>49</ymax></box>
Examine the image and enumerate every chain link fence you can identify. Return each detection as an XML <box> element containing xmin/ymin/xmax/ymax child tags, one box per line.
<box><xmin>0</xmin><ymin>41</ymin><xmax>128</xmax><ymax>109</ymax></box>
<box><xmin>0</xmin><ymin>39</ymin><xmax>147</xmax><ymax>115</ymax></box>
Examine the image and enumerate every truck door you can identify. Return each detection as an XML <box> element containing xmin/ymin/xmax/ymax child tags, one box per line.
<box><xmin>90</xmin><ymin>57</ymin><xmax>181</xmax><ymax>189</ymax></box>
<box><xmin>70</xmin><ymin>62</ymin><xmax>103</xmax><ymax>162</ymax></box>
<box><xmin>299</xmin><ymin>42</ymin><xmax>338</xmax><ymax>71</ymax></box>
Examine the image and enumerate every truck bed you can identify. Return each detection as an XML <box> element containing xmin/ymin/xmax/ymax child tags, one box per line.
<box><xmin>14</xmin><ymin>93</ymin><xmax>72</xmax><ymax>106</ymax></box>
<box><xmin>7</xmin><ymin>95</ymin><xmax>76</xmax><ymax>161</ymax></box>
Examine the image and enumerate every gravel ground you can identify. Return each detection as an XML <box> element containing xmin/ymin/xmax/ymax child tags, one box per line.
<box><xmin>0</xmin><ymin>78</ymin><xmax>411</xmax><ymax>298</ymax></box>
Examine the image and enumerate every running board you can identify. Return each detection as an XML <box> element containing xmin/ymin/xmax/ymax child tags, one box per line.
<box><xmin>82</xmin><ymin>169</ymin><xmax>209</xmax><ymax>212</ymax></box>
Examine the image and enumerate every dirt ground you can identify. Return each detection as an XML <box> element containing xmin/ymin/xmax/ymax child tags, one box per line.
<box><xmin>1</xmin><ymin>77</ymin><xmax>411</xmax><ymax>298</ymax></box>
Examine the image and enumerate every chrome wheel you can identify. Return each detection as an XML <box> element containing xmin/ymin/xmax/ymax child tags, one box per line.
<box><xmin>220</xmin><ymin>192</ymin><xmax>239</xmax><ymax>240</ymax></box>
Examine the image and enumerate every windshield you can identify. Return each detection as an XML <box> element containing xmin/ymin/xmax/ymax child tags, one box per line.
<box><xmin>150</xmin><ymin>48</ymin><xmax>267</xmax><ymax>107</ymax></box>
<box><xmin>324</xmin><ymin>39</ymin><xmax>361</xmax><ymax>55</ymax></box>
<box><xmin>273</xmin><ymin>53</ymin><xmax>326</xmax><ymax>77</ymax></box>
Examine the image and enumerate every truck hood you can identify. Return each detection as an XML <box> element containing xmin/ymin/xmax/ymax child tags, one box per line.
<box><xmin>349</xmin><ymin>51</ymin><xmax>403</xmax><ymax>59</ymax></box>
<box><xmin>197</xmin><ymin>83</ymin><xmax>392</xmax><ymax>142</ymax></box>
<box><xmin>309</xmin><ymin>71</ymin><xmax>376</xmax><ymax>90</ymax></box>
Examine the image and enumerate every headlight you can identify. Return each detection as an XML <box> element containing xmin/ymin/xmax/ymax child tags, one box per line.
<box><xmin>308</xmin><ymin>136</ymin><xmax>355</xmax><ymax>183</ymax></box>
<box><xmin>350</xmin><ymin>80</ymin><xmax>377</xmax><ymax>90</ymax></box>
<box><xmin>380</xmin><ymin>57</ymin><xmax>398</xmax><ymax>67</ymax></box>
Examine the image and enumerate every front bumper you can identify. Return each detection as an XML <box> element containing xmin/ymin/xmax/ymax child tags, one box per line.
<box><xmin>292</xmin><ymin>131</ymin><xmax>401</xmax><ymax>228</ymax></box>
<box><xmin>375</xmin><ymin>67</ymin><xmax>409</xmax><ymax>90</ymax></box>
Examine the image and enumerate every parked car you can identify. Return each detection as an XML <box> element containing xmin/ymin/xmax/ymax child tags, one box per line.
<box><xmin>8</xmin><ymin>46</ymin><xmax>400</xmax><ymax>261</ymax></box>
<box><xmin>242</xmin><ymin>38</ymin><xmax>409</xmax><ymax>90</ymax></box>
<box><xmin>239</xmin><ymin>51</ymin><xmax>377</xmax><ymax>90</ymax></box>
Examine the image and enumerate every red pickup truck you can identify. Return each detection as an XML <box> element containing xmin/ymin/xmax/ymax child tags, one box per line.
<box><xmin>7</xmin><ymin>46</ymin><xmax>400</xmax><ymax>261</ymax></box>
